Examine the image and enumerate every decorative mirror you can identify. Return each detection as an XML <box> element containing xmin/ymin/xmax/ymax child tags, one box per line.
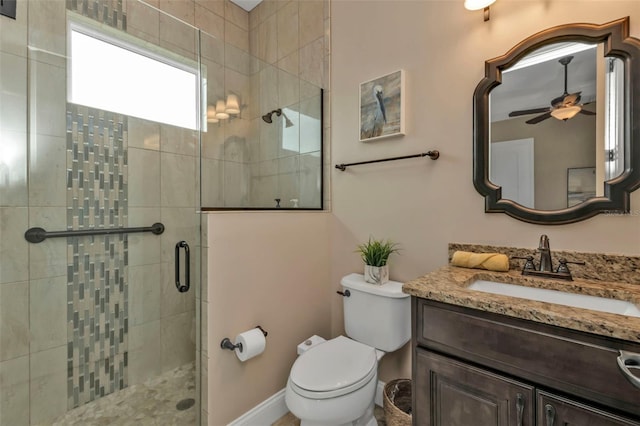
<box><xmin>473</xmin><ymin>18</ymin><xmax>640</xmax><ymax>224</ymax></box>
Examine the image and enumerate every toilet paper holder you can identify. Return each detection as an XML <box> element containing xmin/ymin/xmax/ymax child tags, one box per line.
<box><xmin>220</xmin><ymin>325</ymin><xmax>268</xmax><ymax>352</ymax></box>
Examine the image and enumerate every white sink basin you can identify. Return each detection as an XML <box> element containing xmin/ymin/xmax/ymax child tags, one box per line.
<box><xmin>469</xmin><ymin>280</ymin><xmax>640</xmax><ymax>318</ymax></box>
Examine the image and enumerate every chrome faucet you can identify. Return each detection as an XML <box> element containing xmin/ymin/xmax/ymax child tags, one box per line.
<box><xmin>513</xmin><ymin>234</ymin><xmax>585</xmax><ymax>281</ymax></box>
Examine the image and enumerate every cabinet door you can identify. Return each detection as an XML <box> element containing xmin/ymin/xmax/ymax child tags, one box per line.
<box><xmin>415</xmin><ymin>349</ymin><xmax>535</xmax><ymax>426</ymax></box>
<box><xmin>537</xmin><ymin>391</ymin><xmax>640</xmax><ymax>426</ymax></box>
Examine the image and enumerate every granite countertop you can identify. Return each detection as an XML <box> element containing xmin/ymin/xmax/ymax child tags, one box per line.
<box><xmin>403</xmin><ymin>265</ymin><xmax>640</xmax><ymax>343</ymax></box>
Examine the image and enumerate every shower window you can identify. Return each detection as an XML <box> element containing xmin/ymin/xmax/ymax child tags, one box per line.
<box><xmin>68</xmin><ymin>20</ymin><xmax>199</xmax><ymax>130</ymax></box>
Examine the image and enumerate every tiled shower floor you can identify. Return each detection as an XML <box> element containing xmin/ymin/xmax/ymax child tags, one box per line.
<box><xmin>42</xmin><ymin>363</ymin><xmax>196</xmax><ymax>426</ymax></box>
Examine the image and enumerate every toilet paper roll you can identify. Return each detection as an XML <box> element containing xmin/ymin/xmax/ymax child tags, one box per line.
<box><xmin>234</xmin><ymin>328</ymin><xmax>266</xmax><ymax>362</ymax></box>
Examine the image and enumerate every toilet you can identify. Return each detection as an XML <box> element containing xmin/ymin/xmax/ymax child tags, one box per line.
<box><xmin>285</xmin><ymin>273</ymin><xmax>411</xmax><ymax>426</ymax></box>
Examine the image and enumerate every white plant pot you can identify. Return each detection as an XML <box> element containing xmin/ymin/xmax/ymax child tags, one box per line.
<box><xmin>364</xmin><ymin>265</ymin><xmax>389</xmax><ymax>285</ymax></box>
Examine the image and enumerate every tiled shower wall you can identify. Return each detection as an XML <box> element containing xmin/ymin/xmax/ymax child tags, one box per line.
<box><xmin>200</xmin><ymin>0</ymin><xmax>330</xmax><ymax>210</ymax></box>
<box><xmin>0</xmin><ymin>1</ymin><xmax>201</xmax><ymax>424</ymax></box>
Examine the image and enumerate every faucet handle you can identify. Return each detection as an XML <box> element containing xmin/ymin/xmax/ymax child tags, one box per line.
<box><xmin>556</xmin><ymin>258</ymin><xmax>586</xmax><ymax>274</ymax></box>
<box><xmin>512</xmin><ymin>255</ymin><xmax>536</xmax><ymax>270</ymax></box>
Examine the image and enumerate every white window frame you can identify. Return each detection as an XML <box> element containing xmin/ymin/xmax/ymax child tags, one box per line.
<box><xmin>67</xmin><ymin>15</ymin><xmax>201</xmax><ymax>130</ymax></box>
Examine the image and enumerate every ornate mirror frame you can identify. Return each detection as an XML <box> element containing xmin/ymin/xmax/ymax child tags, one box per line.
<box><xmin>473</xmin><ymin>17</ymin><xmax>640</xmax><ymax>225</ymax></box>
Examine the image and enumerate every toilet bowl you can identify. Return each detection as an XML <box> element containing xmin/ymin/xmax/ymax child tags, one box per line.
<box><xmin>285</xmin><ymin>274</ymin><xmax>411</xmax><ymax>426</ymax></box>
<box><xmin>285</xmin><ymin>336</ymin><xmax>383</xmax><ymax>426</ymax></box>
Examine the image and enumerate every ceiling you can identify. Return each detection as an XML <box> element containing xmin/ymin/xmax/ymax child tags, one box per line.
<box><xmin>229</xmin><ymin>0</ymin><xmax>262</xmax><ymax>11</ymax></box>
<box><xmin>490</xmin><ymin>44</ymin><xmax>598</xmax><ymax>122</ymax></box>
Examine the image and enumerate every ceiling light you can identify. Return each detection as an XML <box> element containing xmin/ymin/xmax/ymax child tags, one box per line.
<box><xmin>464</xmin><ymin>0</ymin><xmax>496</xmax><ymax>10</ymax></box>
<box><xmin>465</xmin><ymin>0</ymin><xmax>496</xmax><ymax>21</ymax></box>
<box><xmin>551</xmin><ymin>106</ymin><xmax>581</xmax><ymax>121</ymax></box>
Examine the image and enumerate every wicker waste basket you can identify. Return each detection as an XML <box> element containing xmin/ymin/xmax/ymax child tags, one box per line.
<box><xmin>383</xmin><ymin>378</ymin><xmax>412</xmax><ymax>426</ymax></box>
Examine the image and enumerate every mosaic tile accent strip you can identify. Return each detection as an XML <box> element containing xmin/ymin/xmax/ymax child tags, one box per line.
<box><xmin>66</xmin><ymin>103</ymin><xmax>129</xmax><ymax>409</ymax></box>
<box><xmin>67</xmin><ymin>0</ymin><xmax>127</xmax><ymax>31</ymax></box>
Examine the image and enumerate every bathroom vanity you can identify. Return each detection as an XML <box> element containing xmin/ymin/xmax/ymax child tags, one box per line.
<box><xmin>404</xmin><ymin>248</ymin><xmax>640</xmax><ymax>426</ymax></box>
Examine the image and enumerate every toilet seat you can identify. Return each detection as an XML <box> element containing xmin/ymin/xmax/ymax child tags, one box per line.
<box><xmin>290</xmin><ymin>336</ymin><xmax>377</xmax><ymax>400</ymax></box>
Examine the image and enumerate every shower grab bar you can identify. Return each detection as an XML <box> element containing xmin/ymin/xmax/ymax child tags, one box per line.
<box><xmin>175</xmin><ymin>241</ymin><xmax>190</xmax><ymax>293</ymax></box>
<box><xmin>24</xmin><ymin>222</ymin><xmax>165</xmax><ymax>243</ymax></box>
<box><xmin>335</xmin><ymin>150</ymin><xmax>440</xmax><ymax>171</ymax></box>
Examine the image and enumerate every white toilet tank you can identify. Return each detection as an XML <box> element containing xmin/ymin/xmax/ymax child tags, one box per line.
<box><xmin>340</xmin><ymin>273</ymin><xmax>411</xmax><ymax>352</ymax></box>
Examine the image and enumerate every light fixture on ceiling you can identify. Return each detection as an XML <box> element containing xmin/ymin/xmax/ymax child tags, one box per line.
<box><xmin>464</xmin><ymin>0</ymin><xmax>496</xmax><ymax>21</ymax></box>
<box><xmin>550</xmin><ymin>105</ymin><xmax>582</xmax><ymax>121</ymax></box>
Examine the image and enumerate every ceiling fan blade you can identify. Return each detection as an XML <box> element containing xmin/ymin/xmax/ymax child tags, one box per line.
<box><xmin>509</xmin><ymin>107</ymin><xmax>550</xmax><ymax>117</ymax></box>
<box><xmin>526</xmin><ymin>112</ymin><xmax>552</xmax><ymax>124</ymax></box>
<box><xmin>579</xmin><ymin>109</ymin><xmax>596</xmax><ymax>116</ymax></box>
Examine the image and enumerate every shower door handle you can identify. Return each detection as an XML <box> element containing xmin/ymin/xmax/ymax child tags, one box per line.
<box><xmin>175</xmin><ymin>241</ymin><xmax>190</xmax><ymax>293</ymax></box>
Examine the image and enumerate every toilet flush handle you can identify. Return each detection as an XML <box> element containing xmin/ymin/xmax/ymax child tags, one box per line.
<box><xmin>336</xmin><ymin>289</ymin><xmax>351</xmax><ymax>297</ymax></box>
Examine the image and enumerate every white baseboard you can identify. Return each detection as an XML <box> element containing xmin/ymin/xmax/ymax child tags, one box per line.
<box><xmin>228</xmin><ymin>380</ymin><xmax>386</xmax><ymax>426</ymax></box>
<box><xmin>227</xmin><ymin>388</ymin><xmax>288</xmax><ymax>426</ymax></box>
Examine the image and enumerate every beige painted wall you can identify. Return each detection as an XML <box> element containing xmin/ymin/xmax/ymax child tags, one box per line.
<box><xmin>331</xmin><ymin>0</ymin><xmax>640</xmax><ymax>383</ymax></box>
<box><xmin>207</xmin><ymin>212</ymin><xmax>331</xmax><ymax>425</ymax></box>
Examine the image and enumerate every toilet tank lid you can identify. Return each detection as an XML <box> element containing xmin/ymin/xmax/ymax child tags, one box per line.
<box><xmin>341</xmin><ymin>273</ymin><xmax>409</xmax><ymax>298</ymax></box>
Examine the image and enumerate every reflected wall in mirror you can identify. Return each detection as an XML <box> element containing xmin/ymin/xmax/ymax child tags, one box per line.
<box><xmin>473</xmin><ymin>18</ymin><xmax>640</xmax><ymax>224</ymax></box>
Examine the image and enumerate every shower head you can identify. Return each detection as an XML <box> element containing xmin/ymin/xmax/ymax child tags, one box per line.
<box><xmin>283</xmin><ymin>113</ymin><xmax>294</xmax><ymax>128</ymax></box>
<box><xmin>261</xmin><ymin>108</ymin><xmax>282</xmax><ymax>124</ymax></box>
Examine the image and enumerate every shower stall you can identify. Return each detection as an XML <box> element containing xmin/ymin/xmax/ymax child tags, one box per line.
<box><xmin>1</xmin><ymin>0</ymin><xmax>326</xmax><ymax>424</ymax></box>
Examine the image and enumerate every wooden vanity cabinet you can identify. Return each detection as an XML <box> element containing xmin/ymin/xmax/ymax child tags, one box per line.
<box><xmin>412</xmin><ymin>298</ymin><xmax>640</xmax><ymax>426</ymax></box>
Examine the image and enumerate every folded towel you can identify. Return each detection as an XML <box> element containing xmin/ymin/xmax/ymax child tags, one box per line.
<box><xmin>451</xmin><ymin>251</ymin><xmax>509</xmax><ymax>272</ymax></box>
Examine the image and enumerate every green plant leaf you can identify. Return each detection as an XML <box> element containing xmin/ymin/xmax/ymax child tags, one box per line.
<box><xmin>355</xmin><ymin>237</ymin><xmax>400</xmax><ymax>267</ymax></box>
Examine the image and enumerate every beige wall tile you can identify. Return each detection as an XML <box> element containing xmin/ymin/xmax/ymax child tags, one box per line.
<box><xmin>160</xmin><ymin>208</ymin><xmax>198</xmax><ymax>263</ymax></box>
<box><xmin>160</xmin><ymin>153</ymin><xmax>196</xmax><ymax>207</ymax></box>
<box><xmin>278</xmin><ymin>69</ymin><xmax>299</xmax><ymax>109</ymax></box>
<box><xmin>128</xmin><ymin>148</ymin><xmax>161</xmax><ymax>208</ymax></box>
<box><xmin>202</xmin><ymin>158</ymin><xmax>223</xmax><ymax>207</ymax></box>
<box><xmin>277</xmin><ymin>50</ymin><xmax>299</xmax><ymax>77</ymax></box>
<box><xmin>29</xmin><ymin>345</ymin><xmax>67</xmax><ymax>425</ymax></box>
<box><xmin>0</xmin><ymin>129</ymin><xmax>28</xmax><ymax>207</ymax></box>
<box><xmin>160</xmin><ymin>310</ymin><xmax>196</xmax><ymax>372</ymax></box>
<box><xmin>276</xmin><ymin>1</ymin><xmax>298</xmax><ymax>60</ymax></box>
<box><xmin>159</xmin><ymin>0</ymin><xmax>195</xmax><ymax>25</ymax></box>
<box><xmin>0</xmin><ymin>207</ymin><xmax>28</xmax><ymax>284</ymax></box>
<box><xmin>252</xmin><ymin>14</ymin><xmax>277</xmax><ymax>64</ymax></box>
<box><xmin>159</xmin><ymin>12</ymin><xmax>198</xmax><ymax>60</ymax></box>
<box><xmin>200</xmin><ymin>29</ymin><xmax>225</xmax><ymax>64</ymax></box>
<box><xmin>129</xmin><ymin>264</ymin><xmax>162</xmax><ymax>326</ymax></box>
<box><xmin>299</xmin><ymin>151</ymin><xmax>321</xmax><ymax>208</ymax></box>
<box><xmin>299</xmin><ymin>37</ymin><xmax>324</xmax><ymax>88</ymax></box>
<box><xmin>126</xmin><ymin>0</ymin><xmax>160</xmax><ymax>40</ymax></box>
<box><xmin>128</xmin><ymin>118</ymin><xmax>160</xmax><ymax>151</ymax></box>
<box><xmin>299</xmin><ymin>0</ymin><xmax>324</xmax><ymax>48</ymax></box>
<box><xmin>128</xmin><ymin>208</ymin><xmax>162</xmax><ymax>266</ymax></box>
<box><xmin>259</xmin><ymin>65</ymin><xmax>279</xmax><ymax>115</ymax></box>
<box><xmin>29</xmin><ymin>275</ymin><xmax>66</xmax><ymax>352</ymax></box>
<box><xmin>28</xmin><ymin>207</ymin><xmax>67</xmax><ymax>280</ymax></box>
<box><xmin>299</xmin><ymin>95</ymin><xmax>322</xmax><ymax>153</ymax></box>
<box><xmin>28</xmin><ymin>134</ymin><xmax>65</xmax><ymax>207</ymax></box>
<box><xmin>223</xmin><ymin>161</ymin><xmax>249</xmax><ymax>206</ymax></box>
<box><xmin>128</xmin><ymin>320</ymin><xmax>162</xmax><ymax>385</ymax></box>
<box><xmin>225</xmin><ymin>0</ymin><xmax>249</xmax><ymax>31</ymax></box>
<box><xmin>196</xmin><ymin>0</ymin><xmax>225</xmax><ymax>18</ymax></box>
<box><xmin>161</xmin><ymin>261</ymin><xmax>195</xmax><ymax>318</ymax></box>
<box><xmin>29</xmin><ymin>59</ymin><xmax>65</xmax><ymax>138</ymax></box>
<box><xmin>0</xmin><ymin>281</ymin><xmax>29</xmax><ymax>361</ymax></box>
<box><xmin>0</xmin><ymin>356</ymin><xmax>29</xmax><ymax>426</ymax></box>
<box><xmin>225</xmin><ymin>22</ymin><xmax>249</xmax><ymax>52</ymax></box>
<box><xmin>202</xmin><ymin>125</ymin><xmax>225</xmax><ymax>160</ymax></box>
<box><xmin>225</xmin><ymin>44</ymin><xmax>253</xmax><ymax>75</ymax></box>
<box><xmin>28</xmin><ymin>0</ymin><xmax>66</xmax><ymax>57</ymax></box>
<box><xmin>1</xmin><ymin>52</ymin><xmax>27</xmax><ymax>133</ymax></box>
<box><xmin>160</xmin><ymin>124</ymin><xmax>197</xmax><ymax>156</ymax></box>
<box><xmin>196</xmin><ymin>4</ymin><xmax>225</xmax><ymax>40</ymax></box>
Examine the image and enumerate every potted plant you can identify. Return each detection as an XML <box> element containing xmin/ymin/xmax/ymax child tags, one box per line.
<box><xmin>356</xmin><ymin>237</ymin><xmax>400</xmax><ymax>285</ymax></box>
